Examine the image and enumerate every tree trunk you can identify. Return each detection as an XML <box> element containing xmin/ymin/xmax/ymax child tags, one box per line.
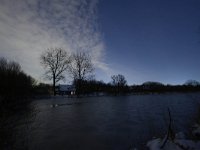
<box><xmin>53</xmin><ymin>74</ymin><xmax>56</xmax><ymax>96</ymax></box>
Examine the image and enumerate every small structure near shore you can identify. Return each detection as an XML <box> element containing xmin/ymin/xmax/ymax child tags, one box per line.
<box><xmin>55</xmin><ymin>84</ymin><xmax>76</xmax><ymax>95</ymax></box>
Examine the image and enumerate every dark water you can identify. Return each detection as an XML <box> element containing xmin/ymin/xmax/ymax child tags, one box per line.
<box><xmin>4</xmin><ymin>93</ymin><xmax>200</xmax><ymax>149</ymax></box>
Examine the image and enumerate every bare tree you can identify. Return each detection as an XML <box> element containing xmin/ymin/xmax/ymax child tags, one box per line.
<box><xmin>68</xmin><ymin>52</ymin><xmax>94</xmax><ymax>95</ymax></box>
<box><xmin>111</xmin><ymin>74</ymin><xmax>127</xmax><ymax>87</ymax></box>
<box><xmin>184</xmin><ymin>80</ymin><xmax>200</xmax><ymax>86</ymax></box>
<box><xmin>40</xmin><ymin>48</ymin><xmax>70</xmax><ymax>95</ymax></box>
<box><xmin>68</xmin><ymin>52</ymin><xmax>94</xmax><ymax>80</ymax></box>
<box><xmin>111</xmin><ymin>74</ymin><xmax>127</xmax><ymax>94</ymax></box>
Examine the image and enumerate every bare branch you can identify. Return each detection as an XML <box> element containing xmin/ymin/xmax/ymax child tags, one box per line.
<box><xmin>40</xmin><ymin>48</ymin><xmax>70</xmax><ymax>95</ymax></box>
<box><xmin>68</xmin><ymin>51</ymin><xmax>94</xmax><ymax>81</ymax></box>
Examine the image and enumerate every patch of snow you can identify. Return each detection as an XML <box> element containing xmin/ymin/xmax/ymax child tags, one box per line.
<box><xmin>145</xmin><ymin>131</ymin><xmax>200</xmax><ymax>150</ymax></box>
<box><xmin>144</xmin><ymin>123</ymin><xmax>200</xmax><ymax>150</ymax></box>
<box><xmin>147</xmin><ymin>138</ymin><xmax>162</xmax><ymax>150</ymax></box>
<box><xmin>147</xmin><ymin>136</ymin><xmax>200</xmax><ymax>150</ymax></box>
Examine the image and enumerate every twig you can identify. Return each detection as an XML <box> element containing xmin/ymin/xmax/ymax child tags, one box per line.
<box><xmin>160</xmin><ymin>108</ymin><xmax>175</xmax><ymax>149</ymax></box>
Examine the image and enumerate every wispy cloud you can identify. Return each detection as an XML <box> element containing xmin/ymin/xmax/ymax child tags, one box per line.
<box><xmin>0</xmin><ymin>0</ymin><xmax>109</xmax><ymax>81</ymax></box>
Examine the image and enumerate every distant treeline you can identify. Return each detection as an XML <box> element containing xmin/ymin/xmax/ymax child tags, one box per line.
<box><xmin>72</xmin><ymin>79</ymin><xmax>129</xmax><ymax>95</ymax></box>
<box><xmin>1</xmin><ymin>57</ymin><xmax>200</xmax><ymax>105</ymax></box>
<box><xmin>67</xmin><ymin>80</ymin><xmax>200</xmax><ymax>96</ymax></box>
<box><xmin>130</xmin><ymin>81</ymin><xmax>200</xmax><ymax>94</ymax></box>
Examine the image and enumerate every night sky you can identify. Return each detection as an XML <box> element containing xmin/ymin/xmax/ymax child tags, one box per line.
<box><xmin>98</xmin><ymin>0</ymin><xmax>200</xmax><ymax>84</ymax></box>
<box><xmin>0</xmin><ymin>0</ymin><xmax>200</xmax><ymax>85</ymax></box>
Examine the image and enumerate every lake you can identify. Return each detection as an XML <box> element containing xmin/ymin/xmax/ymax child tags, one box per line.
<box><xmin>4</xmin><ymin>93</ymin><xmax>200</xmax><ymax>149</ymax></box>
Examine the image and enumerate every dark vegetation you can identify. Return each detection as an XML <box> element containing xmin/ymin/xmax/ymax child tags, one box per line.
<box><xmin>72</xmin><ymin>79</ymin><xmax>128</xmax><ymax>95</ymax></box>
<box><xmin>0</xmin><ymin>57</ymin><xmax>37</xmax><ymax>149</ymax></box>
<box><xmin>70</xmin><ymin>79</ymin><xmax>200</xmax><ymax>96</ymax></box>
<box><xmin>130</xmin><ymin>81</ymin><xmax>200</xmax><ymax>94</ymax></box>
<box><xmin>40</xmin><ymin>48</ymin><xmax>70</xmax><ymax>96</ymax></box>
<box><xmin>68</xmin><ymin>51</ymin><xmax>94</xmax><ymax>96</ymax></box>
<box><xmin>0</xmin><ymin>57</ymin><xmax>35</xmax><ymax>106</ymax></box>
<box><xmin>32</xmin><ymin>83</ymin><xmax>52</xmax><ymax>97</ymax></box>
<box><xmin>0</xmin><ymin>57</ymin><xmax>52</xmax><ymax>106</ymax></box>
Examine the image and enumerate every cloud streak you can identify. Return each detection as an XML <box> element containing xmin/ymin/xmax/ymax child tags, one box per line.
<box><xmin>0</xmin><ymin>0</ymin><xmax>109</xmax><ymax>82</ymax></box>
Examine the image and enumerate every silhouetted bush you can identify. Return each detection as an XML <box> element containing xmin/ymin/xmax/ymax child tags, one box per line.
<box><xmin>111</xmin><ymin>74</ymin><xmax>128</xmax><ymax>95</ymax></box>
<box><xmin>32</xmin><ymin>83</ymin><xmax>52</xmax><ymax>97</ymax></box>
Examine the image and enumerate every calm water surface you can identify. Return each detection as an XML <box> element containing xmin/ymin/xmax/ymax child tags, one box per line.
<box><xmin>11</xmin><ymin>93</ymin><xmax>200</xmax><ymax>149</ymax></box>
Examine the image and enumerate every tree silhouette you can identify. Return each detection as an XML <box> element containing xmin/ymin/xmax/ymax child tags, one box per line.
<box><xmin>111</xmin><ymin>74</ymin><xmax>127</xmax><ymax>94</ymax></box>
<box><xmin>111</xmin><ymin>74</ymin><xmax>127</xmax><ymax>86</ymax></box>
<box><xmin>40</xmin><ymin>48</ymin><xmax>70</xmax><ymax>95</ymax></box>
<box><xmin>68</xmin><ymin>52</ymin><xmax>94</xmax><ymax>95</ymax></box>
<box><xmin>184</xmin><ymin>80</ymin><xmax>200</xmax><ymax>86</ymax></box>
